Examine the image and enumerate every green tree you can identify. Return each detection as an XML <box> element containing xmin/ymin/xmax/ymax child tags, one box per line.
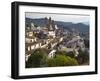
<box><xmin>77</xmin><ymin>48</ymin><xmax>89</xmax><ymax>65</ymax></box>
<box><xmin>65</xmin><ymin>51</ymin><xmax>75</xmax><ymax>58</ymax></box>
<box><xmin>54</xmin><ymin>55</ymin><xmax>69</xmax><ymax>66</ymax></box>
<box><xmin>26</xmin><ymin>49</ymin><xmax>47</xmax><ymax>68</ymax></box>
<box><xmin>46</xmin><ymin>55</ymin><xmax>78</xmax><ymax>67</ymax></box>
<box><xmin>46</xmin><ymin>58</ymin><xmax>56</xmax><ymax>67</ymax></box>
<box><xmin>65</xmin><ymin>56</ymin><xmax>78</xmax><ymax>66</ymax></box>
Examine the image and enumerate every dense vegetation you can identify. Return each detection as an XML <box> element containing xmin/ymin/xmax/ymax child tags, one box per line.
<box><xmin>26</xmin><ymin>48</ymin><xmax>89</xmax><ymax>68</ymax></box>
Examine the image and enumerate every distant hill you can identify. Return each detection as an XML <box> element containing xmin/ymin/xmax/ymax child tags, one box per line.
<box><xmin>25</xmin><ymin>18</ymin><xmax>89</xmax><ymax>33</ymax></box>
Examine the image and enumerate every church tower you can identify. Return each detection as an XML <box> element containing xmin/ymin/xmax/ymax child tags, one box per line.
<box><xmin>47</xmin><ymin>17</ymin><xmax>55</xmax><ymax>31</ymax></box>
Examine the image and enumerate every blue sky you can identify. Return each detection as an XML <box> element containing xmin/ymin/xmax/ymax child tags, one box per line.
<box><xmin>25</xmin><ymin>12</ymin><xmax>90</xmax><ymax>24</ymax></box>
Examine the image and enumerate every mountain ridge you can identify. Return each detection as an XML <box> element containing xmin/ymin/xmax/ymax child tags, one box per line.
<box><xmin>25</xmin><ymin>17</ymin><xmax>89</xmax><ymax>33</ymax></box>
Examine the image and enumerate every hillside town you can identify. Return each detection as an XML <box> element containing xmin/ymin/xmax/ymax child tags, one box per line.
<box><xmin>25</xmin><ymin>17</ymin><xmax>89</xmax><ymax>62</ymax></box>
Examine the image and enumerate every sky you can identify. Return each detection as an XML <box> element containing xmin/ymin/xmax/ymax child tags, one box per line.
<box><xmin>25</xmin><ymin>12</ymin><xmax>90</xmax><ymax>24</ymax></box>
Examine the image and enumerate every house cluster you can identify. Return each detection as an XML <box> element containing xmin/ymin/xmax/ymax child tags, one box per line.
<box><xmin>58</xmin><ymin>35</ymin><xmax>85</xmax><ymax>57</ymax></box>
<box><xmin>25</xmin><ymin>17</ymin><xmax>64</xmax><ymax>61</ymax></box>
<box><xmin>25</xmin><ymin>17</ymin><xmax>86</xmax><ymax>61</ymax></box>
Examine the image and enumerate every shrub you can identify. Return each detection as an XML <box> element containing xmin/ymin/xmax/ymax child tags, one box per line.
<box><xmin>46</xmin><ymin>55</ymin><xmax>78</xmax><ymax>67</ymax></box>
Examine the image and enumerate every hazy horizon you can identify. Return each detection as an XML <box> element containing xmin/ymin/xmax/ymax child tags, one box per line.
<box><xmin>25</xmin><ymin>12</ymin><xmax>90</xmax><ymax>24</ymax></box>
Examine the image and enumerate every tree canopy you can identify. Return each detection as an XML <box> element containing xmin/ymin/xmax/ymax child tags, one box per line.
<box><xmin>26</xmin><ymin>49</ymin><xmax>47</xmax><ymax>68</ymax></box>
<box><xmin>46</xmin><ymin>55</ymin><xmax>78</xmax><ymax>67</ymax></box>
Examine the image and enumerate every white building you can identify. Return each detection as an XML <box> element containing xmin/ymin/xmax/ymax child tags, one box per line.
<box><xmin>48</xmin><ymin>50</ymin><xmax>56</xmax><ymax>58</ymax></box>
<box><xmin>25</xmin><ymin>37</ymin><xmax>37</xmax><ymax>43</ymax></box>
<box><xmin>55</xmin><ymin>25</ymin><xmax>58</xmax><ymax>29</ymax></box>
<box><xmin>48</xmin><ymin>31</ymin><xmax>56</xmax><ymax>38</ymax></box>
